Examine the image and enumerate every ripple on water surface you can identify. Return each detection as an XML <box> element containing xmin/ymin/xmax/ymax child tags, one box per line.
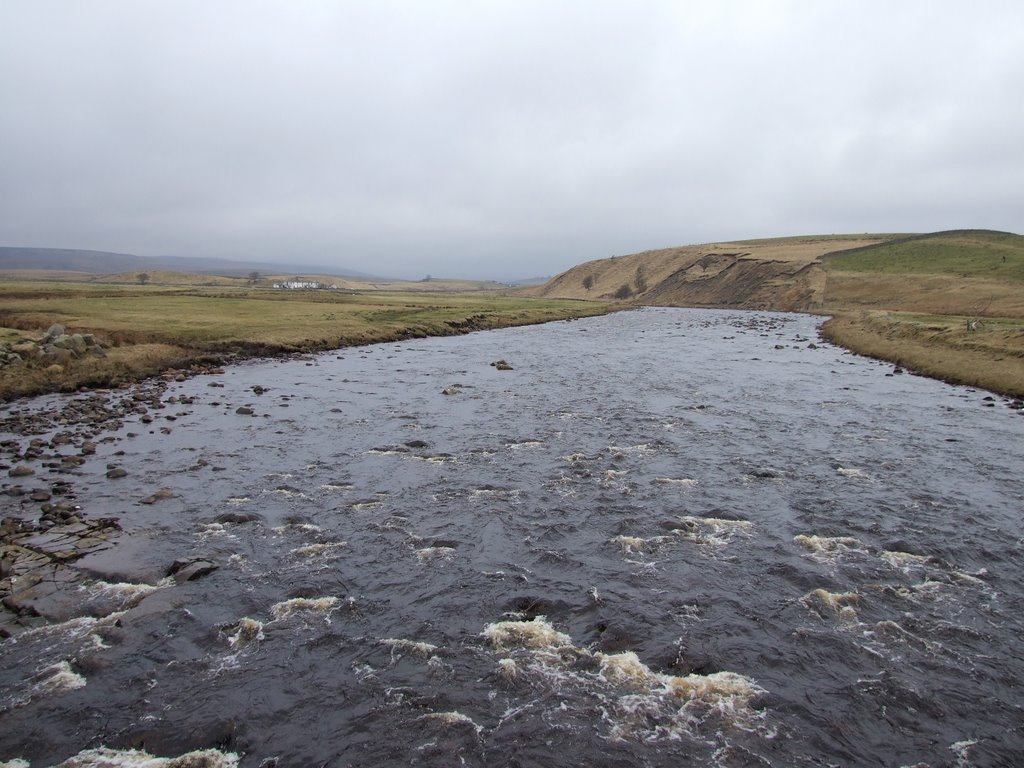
<box><xmin>2</xmin><ymin>308</ymin><xmax>1023</xmax><ymax>766</ymax></box>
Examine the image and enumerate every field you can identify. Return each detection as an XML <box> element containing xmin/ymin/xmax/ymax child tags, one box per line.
<box><xmin>820</xmin><ymin>230</ymin><xmax>1024</xmax><ymax>397</ymax></box>
<box><xmin>0</xmin><ymin>282</ymin><xmax>614</xmax><ymax>400</ymax></box>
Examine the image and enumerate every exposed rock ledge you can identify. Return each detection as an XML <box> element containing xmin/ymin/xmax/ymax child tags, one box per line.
<box><xmin>640</xmin><ymin>257</ymin><xmax>826</xmax><ymax>312</ymax></box>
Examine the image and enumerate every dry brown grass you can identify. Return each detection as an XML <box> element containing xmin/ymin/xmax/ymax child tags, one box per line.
<box><xmin>0</xmin><ymin>281</ymin><xmax>615</xmax><ymax>400</ymax></box>
<box><xmin>819</xmin><ymin>264</ymin><xmax>1024</xmax><ymax>396</ymax></box>
<box><xmin>820</xmin><ymin>311</ymin><xmax>1024</xmax><ymax>397</ymax></box>
<box><xmin>824</xmin><ymin>272</ymin><xmax>1024</xmax><ymax>318</ymax></box>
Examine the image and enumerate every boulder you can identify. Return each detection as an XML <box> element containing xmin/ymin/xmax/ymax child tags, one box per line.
<box><xmin>167</xmin><ymin>558</ymin><xmax>219</xmax><ymax>583</ymax></box>
<box><xmin>10</xmin><ymin>340</ymin><xmax>39</xmax><ymax>357</ymax></box>
<box><xmin>44</xmin><ymin>324</ymin><xmax>66</xmax><ymax>341</ymax></box>
<box><xmin>69</xmin><ymin>333</ymin><xmax>89</xmax><ymax>354</ymax></box>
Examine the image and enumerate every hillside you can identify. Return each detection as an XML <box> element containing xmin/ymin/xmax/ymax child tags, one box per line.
<box><xmin>821</xmin><ymin>230</ymin><xmax>1024</xmax><ymax>280</ymax></box>
<box><xmin>820</xmin><ymin>230</ymin><xmax>1024</xmax><ymax>318</ymax></box>
<box><xmin>0</xmin><ymin>247</ymin><xmax>374</xmax><ymax>280</ymax></box>
<box><xmin>527</xmin><ymin>236</ymin><xmax>894</xmax><ymax>310</ymax></box>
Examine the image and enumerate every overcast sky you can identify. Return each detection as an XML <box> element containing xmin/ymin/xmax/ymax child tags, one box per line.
<box><xmin>1</xmin><ymin>2</ymin><xmax>1022</xmax><ymax>280</ymax></box>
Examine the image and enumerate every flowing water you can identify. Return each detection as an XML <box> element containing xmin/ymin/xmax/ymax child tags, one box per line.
<box><xmin>1</xmin><ymin>308</ymin><xmax>1023</xmax><ymax>767</ymax></box>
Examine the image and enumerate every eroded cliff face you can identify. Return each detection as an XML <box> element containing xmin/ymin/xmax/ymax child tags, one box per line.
<box><xmin>641</xmin><ymin>255</ymin><xmax>826</xmax><ymax>312</ymax></box>
<box><xmin>531</xmin><ymin>248</ymin><xmax>826</xmax><ymax>312</ymax></box>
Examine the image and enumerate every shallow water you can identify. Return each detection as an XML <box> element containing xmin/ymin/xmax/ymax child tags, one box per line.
<box><xmin>2</xmin><ymin>307</ymin><xmax>1023</xmax><ymax>767</ymax></box>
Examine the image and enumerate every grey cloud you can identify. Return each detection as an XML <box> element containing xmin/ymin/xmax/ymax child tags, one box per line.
<box><xmin>1</xmin><ymin>1</ymin><xmax>1022</xmax><ymax>280</ymax></box>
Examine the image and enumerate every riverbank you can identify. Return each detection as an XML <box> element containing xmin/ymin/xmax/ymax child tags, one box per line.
<box><xmin>3</xmin><ymin>274</ymin><xmax>1024</xmax><ymax>402</ymax></box>
<box><xmin>819</xmin><ymin>310</ymin><xmax>1024</xmax><ymax>399</ymax></box>
<box><xmin>0</xmin><ymin>282</ymin><xmax>616</xmax><ymax>401</ymax></box>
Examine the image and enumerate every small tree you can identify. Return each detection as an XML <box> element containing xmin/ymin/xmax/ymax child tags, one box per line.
<box><xmin>613</xmin><ymin>283</ymin><xmax>634</xmax><ymax>300</ymax></box>
<box><xmin>136</xmin><ymin>272</ymin><xmax>150</xmax><ymax>285</ymax></box>
<box><xmin>248</xmin><ymin>271</ymin><xmax>261</xmax><ymax>284</ymax></box>
<box><xmin>582</xmin><ymin>274</ymin><xmax>595</xmax><ymax>290</ymax></box>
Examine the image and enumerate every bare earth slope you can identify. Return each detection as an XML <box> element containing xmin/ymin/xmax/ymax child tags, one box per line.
<box><xmin>528</xmin><ymin>237</ymin><xmax>889</xmax><ymax>311</ymax></box>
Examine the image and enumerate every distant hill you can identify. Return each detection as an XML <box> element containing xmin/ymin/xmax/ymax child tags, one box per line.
<box><xmin>0</xmin><ymin>247</ymin><xmax>377</xmax><ymax>280</ymax></box>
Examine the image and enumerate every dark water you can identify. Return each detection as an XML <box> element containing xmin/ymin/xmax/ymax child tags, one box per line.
<box><xmin>2</xmin><ymin>308</ymin><xmax>1023</xmax><ymax>767</ymax></box>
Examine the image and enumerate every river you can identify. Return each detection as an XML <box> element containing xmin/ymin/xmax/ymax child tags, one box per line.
<box><xmin>1</xmin><ymin>307</ymin><xmax>1022</xmax><ymax>767</ymax></box>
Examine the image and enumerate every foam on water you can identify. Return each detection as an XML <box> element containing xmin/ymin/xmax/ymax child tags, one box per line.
<box><xmin>269</xmin><ymin>596</ymin><xmax>340</xmax><ymax>621</ymax></box>
<box><xmin>289</xmin><ymin>542</ymin><xmax>346</xmax><ymax>558</ymax></box>
<box><xmin>48</xmin><ymin>746</ymin><xmax>239</xmax><ymax>767</ymax></box>
<box><xmin>607</xmin><ymin>444</ymin><xmax>656</xmax><ymax>454</ymax></box>
<box><xmin>794</xmin><ymin>534</ymin><xmax>866</xmax><ymax>557</ymax></box>
<box><xmin>507</xmin><ymin>440</ymin><xmax>544</xmax><ymax>450</ymax></box>
<box><xmin>82</xmin><ymin>579</ymin><xmax>167</xmax><ymax>611</ymax></box>
<box><xmin>271</xmin><ymin>522</ymin><xmax>323</xmax><ymax>534</ymax></box>
<box><xmin>654</xmin><ymin>477</ymin><xmax>698</xmax><ymax>487</ymax></box>
<box><xmin>417</xmin><ymin>711</ymin><xmax>483</xmax><ymax>733</ymax></box>
<box><xmin>602</xmin><ymin>667</ymin><xmax>765</xmax><ymax>742</ymax></box>
<box><xmin>802</xmin><ymin>589</ymin><xmax>861</xmax><ymax>622</ymax></box>
<box><xmin>320</xmin><ymin>481</ymin><xmax>353</xmax><ymax>490</ymax></box>
<box><xmin>482</xmin><ymin>617</ymin><xmax>573</xmax><ymax>652</ymax></box>
<box><xmin>411</xmin><ymin>454</ymin><xmax>457</xmax><ymax>464</ymax></box>
<box><xmin>610</xmin><ymin>535</ymin><xmax>652</xmax><ymax>555</ymax></box>
<box><xmin>30</xmin><ymin>661</ymin><xmax>86</xmax><ymax>698</ymax></box>
<box><xmin>673</xmin><ymin>516</ymin><xmax>752</xmax><ymax>547</ymax></box>
<box><xmin>950</xmin><ymin>739</ymin><xmax>978</xmax><ymax>766</ymax></box>
<box><xmin>265</xmin><ymin>486</ymin><xmax>307</xmax><ymax>499</ymax></box>
<box><xmin>350</xmin><ymin>500</ymin><xmax>384</xmax><ymax>510</ymax></box>
<box><xmin>470</xmin><ymin>487</ymin><xmax>523</xmax><ymax>500</ymax></box>
<box><xmin>497</xmin><ymin>658</ymin><xmax>519</xmax><ymax>681</ymax></box>
<box><xmin>836</xmin><ymin>466</ymin><xmax>866</xmax><ymax>478</ymax></box>
<box><xmin>3</xmin><ymin>658</ymin><xmax>90</xmax><ymax>712</ymax></box>
<box><xmin>881</xmin><ymin>550</ymin><xmax>932</xmax><ymax>570</ymax></box>
<box><xmin>873</xmin><ymin>620</ymin><xmax>946</xmax><ymax>654</ymax></box>
<box><xmin>380</xmin><ymin>638</ymin><xmax>440</xmax><ymax>658</ymax></box>
<box><xmin>482</xmin><ymin>619</ymin><xmax>766</xmax><ymax>743</ymax></box>
<box><xmin>225</xmin><ymin>618</ymin><xmax>265</xmax><ymax>648</ymax></box>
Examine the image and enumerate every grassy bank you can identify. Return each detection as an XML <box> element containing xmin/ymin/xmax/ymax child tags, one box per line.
<box><xmin>820</xmin><ymin>230</ymin><xmax>1024</xmax><ymax>398</ymax></box>
<box><xmin>0</xmin><ymin>282</ymin><xmax>615</xmax><ymax>400</ymax></box>
<box><xmin>820</xmin><ymin>311</ymin><xmax>1024</xmax><ymax>397</ymax></box>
